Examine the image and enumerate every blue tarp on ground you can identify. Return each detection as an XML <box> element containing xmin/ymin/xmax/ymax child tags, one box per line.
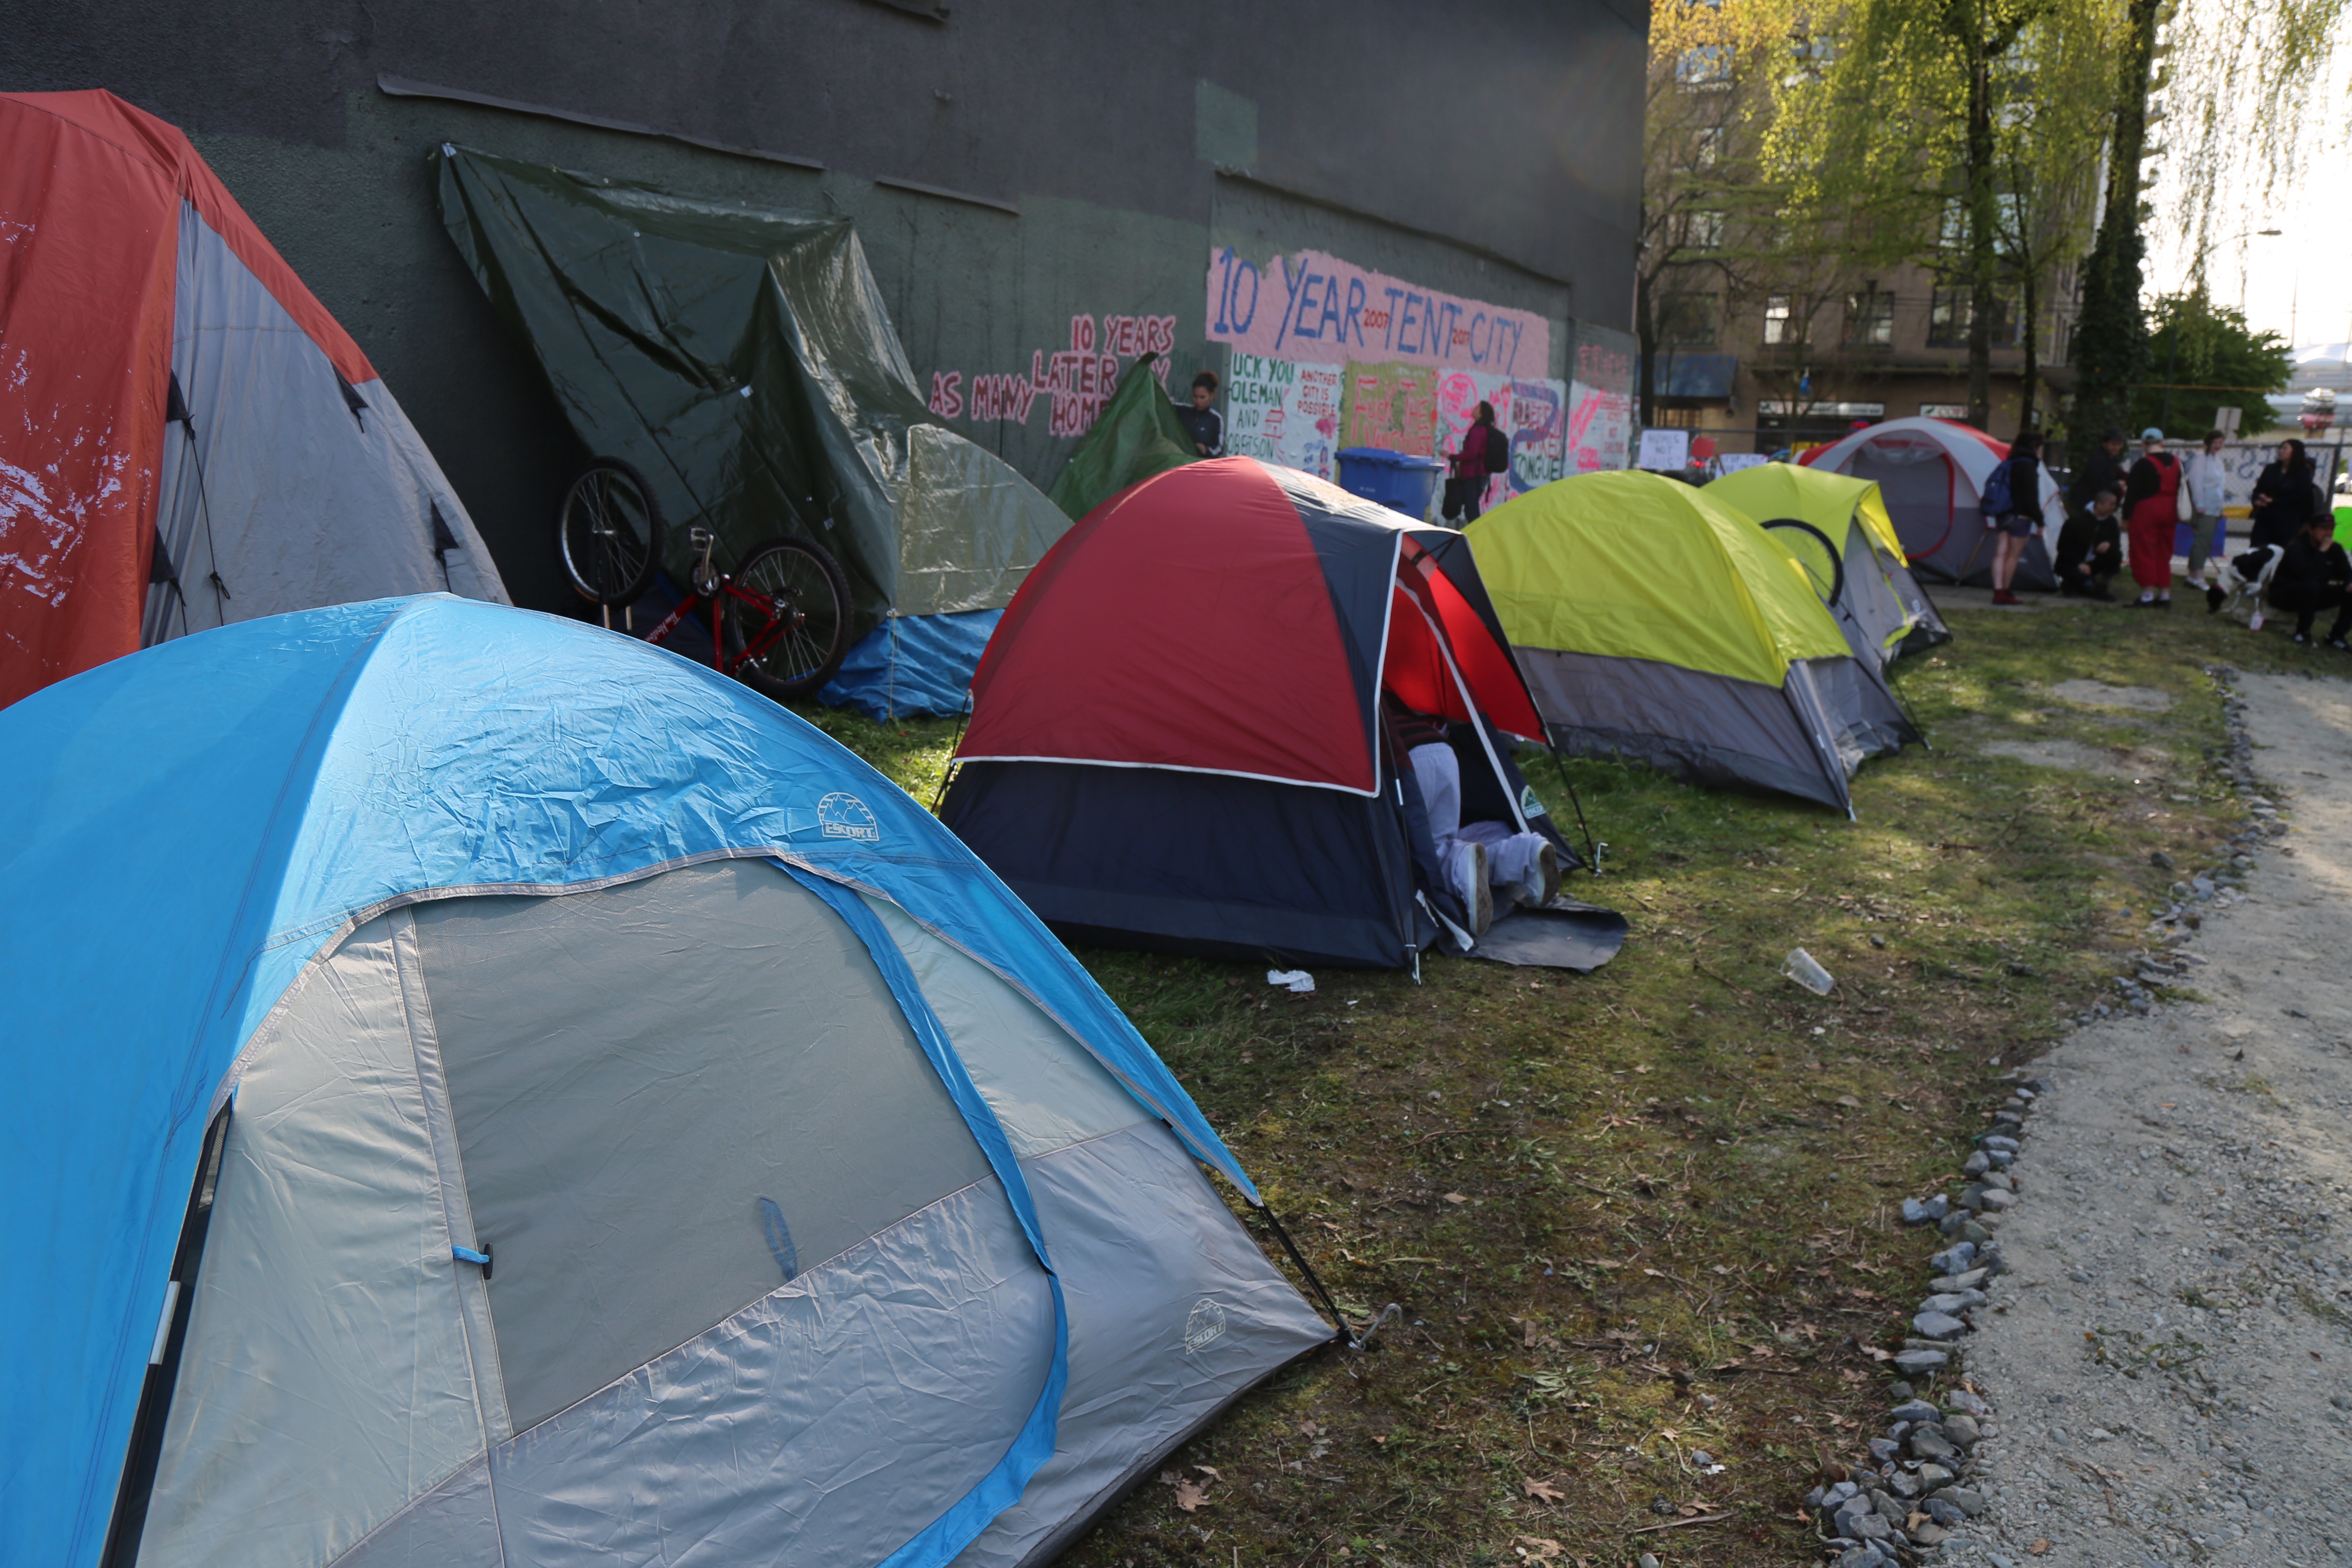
<box><xmin>0</xmin><ymin>595</ymin><xmax>1250</xmax><ymax>1568</ymax></box>
<box><xmin>820</xmin><ymin>609</ymin><xmax>1001</xmax><ymax>719</ymax></box>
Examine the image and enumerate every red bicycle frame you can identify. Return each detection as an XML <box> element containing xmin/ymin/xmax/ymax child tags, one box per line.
<box><xmin>640</xmin><ymin>529</ymin><xmax>798</xmax><ymax>675</ymax></box>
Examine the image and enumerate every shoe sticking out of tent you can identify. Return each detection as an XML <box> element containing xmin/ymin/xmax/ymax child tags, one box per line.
<box><xmin>941</xmin><ymin>457</ymin><xmax>1624</xmax><ymax>972</ymax></box>
<box><xmin>434</xmin><ymin>144</ymin><xmax>1069</xmax><ymax>719</ymax></box>
<box><xmin>1466</xmin><ymin>471</ymin><xmax>1918</xmax><ymax>816</ymax></box>
<box><xmin>1</xmin><ymin>595</ymin><xmax>1336</xmax><ymax>1568</ymax></box>
<box><xmin>1706</xmin><ymin>463</ymin><xmax>1952</xmax><ymax>666</ymax></box>
<box><xmin>0</xmin><ymin>91</ymin><xmax>508</xmax><ymax>709</ymax></box>
<box><xmin>1797</xmin><ymin>416</ymin><xmax>2064</xmax><ymax>590</ymax></box>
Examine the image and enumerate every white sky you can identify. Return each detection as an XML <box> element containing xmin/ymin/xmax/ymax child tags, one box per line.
<box><xmin>2145</xmin><ymin>13</ymin><xmax>2352</xmax><ymax>349</ymax></box>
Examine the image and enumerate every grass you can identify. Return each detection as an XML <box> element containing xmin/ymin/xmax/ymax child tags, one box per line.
<box><xmin>793</xmin><ymin>592</ymin><xmax>2336</xmax><ymax>1568</ymax></box>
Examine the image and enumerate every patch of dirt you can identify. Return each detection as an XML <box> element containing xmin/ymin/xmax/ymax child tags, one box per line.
<box><xmin>1979</xmin><ymin>738</ymin><xmax>2141</xmax><ymax>779</ymax></box>
<box><xmin>1951</xmin><ymin>672</ymin><xmax>2352</xmax><ymax>1566</ymax></box>
<box><xmin>2047</xmin><ymin>678</ymin><xmax>2176</xmax><ymax>712</ymax></box>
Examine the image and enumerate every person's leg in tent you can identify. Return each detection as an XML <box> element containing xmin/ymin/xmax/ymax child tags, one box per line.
<box><xmin>1457</xmin><ymin>819</ymin><xmax>1562</xmax><ymax>909</ymax></box>
<box><xmin>1406</xmin><ymin>741</ymin><xmax>1491</xmax><ymax>937</ymax></box>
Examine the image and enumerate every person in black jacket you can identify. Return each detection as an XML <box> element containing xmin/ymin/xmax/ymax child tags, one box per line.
<box><xmin>2249</xmin><ymin>438</ymin><xmax>2315</xmax><ymax>550</ymax></box>
<box><xmin>1174</xmin><ymin>371</ymin><xmax>1223</xmax><ymax>457</ymax></box>
<box><xmin>2266</xmin><ymin>514</ymin><xmax>2352</xmax><ymax>647</ymax></box>
<box><xmin>1985</xmin><ymin>430</ymin><xmax>2045</xmax><ymax>605</ymax></box>
<box><xmin>2067</xmin><ymin>429</ymin><xmax>2128</xmax><ymax>515</ymax></box>
<box><xmin>2054</xmin><ymin>486</ymin><xmax>2123</xmax><ymax>599</ymax></box>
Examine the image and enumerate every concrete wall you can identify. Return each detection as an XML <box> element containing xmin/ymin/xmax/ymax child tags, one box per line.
<box><xmin>6</xmin><ymin>1</ymin><xmax>1645</xmax><ymax>609</ymax></box>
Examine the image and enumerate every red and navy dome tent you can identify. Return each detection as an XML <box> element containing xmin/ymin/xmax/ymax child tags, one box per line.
<box><xmin>940</xmin><ymin>457</ymin><xmax>1574</xmax><ymax>969</ymax></box>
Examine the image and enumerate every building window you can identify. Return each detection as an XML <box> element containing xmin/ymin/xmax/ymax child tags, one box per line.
<box><xmin>1763</xmin><ymin>295</ymin><xmax>1793</xmax><ymax>345</ymax></box>
<box><xmin>1929</xmin><ymin>283</ymin><xmax>2020</xmax><ymax>348</ymax></box>
<box><xmin>1687</xmin><ymin>210</ymin><xmax>1724</xmax><ymax>250</ymax></box>
<box><xmin>1693</xmin><ymin>126</ymin><xmax>1724</xmax><ymax>168</ymax></box>
<box><xmin>1677</xmin><ymin>44</ymin><xmax>1732</xmax><ymax>87</ymax></box>
<box><xmin>1920</xmin><ymin>403</ymin><xmax>1970</xmax><ymax>419</ymax></box>
<box><xmin>1844</xmin><ymin>289</ymin><xmax>1893</xmax><ymax>347</ymax></box>
<box><xmin>1658</xmin><ymin>292</ymin><xmax>1720</xmax><ymax>349</ymax></box>
<box><xmin>1928</xmin><ymin>285</ymin><xmax>1971</xmax><ymax>348</ymax></box>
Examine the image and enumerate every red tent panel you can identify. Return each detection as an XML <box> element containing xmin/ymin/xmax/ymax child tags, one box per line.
<box><xmin>0</xmin><ymin>92</ymin><xmax>378</xmax><ymax>707</ymax></box>
<box><xmin>962</xmin><ymin>459</ymin><xmax>1377</xmax><ymax>793</ymax></box>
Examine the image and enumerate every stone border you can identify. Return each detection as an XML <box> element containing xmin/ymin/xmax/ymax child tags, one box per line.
<box><xmin>1799</xmin><ymin>666</ymin><xmax>2283</xmax><ymax>1566</ymax></box>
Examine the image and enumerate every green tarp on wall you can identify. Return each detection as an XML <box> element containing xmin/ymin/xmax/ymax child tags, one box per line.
<box><xmin>1045</xmin><ymin>357</ymin><xmax>1197</xmax><ymax>521</ymax></box>
<box><xmin>434</xmin><ymin>144</ymin><xmax>1067</xmax><ymax>626</ymax></box>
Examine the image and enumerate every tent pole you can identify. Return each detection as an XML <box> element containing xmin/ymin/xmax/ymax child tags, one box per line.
<box><xmin>1547</xmin><ymin>740</ymin><xmax>1599</xmax><ymax>873</ymax></box>
<box><xmin>930</xmin><ymin>699</ymin><xmax>972</xmax><ymax>815</ymax></box>
<box><xmin>1255</xmin><ymin>1199</ymin><xmax>1388</xmax><ymax>1348</ymax></box>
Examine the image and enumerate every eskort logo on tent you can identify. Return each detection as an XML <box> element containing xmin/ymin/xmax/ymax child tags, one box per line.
<box><xmin>1183</xmin><ymin>1296</ymin><xmax>1228</xmax><ymax>1352</ymax></box>
<box><xmin>817</xmin><ymin>792</ymin><xmax>880</xmax><ymax>842</ymax></box>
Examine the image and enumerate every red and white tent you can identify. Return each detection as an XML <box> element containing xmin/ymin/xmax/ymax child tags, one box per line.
<box><xmin>1799</xmin><ymin>416</ymin><xmax>2064</xmax><ymax>589</ymax></box>
<box><xmin>0</xmin><ymin>91</ymin><xmax>506</xmax><ymax>707</ymax></box>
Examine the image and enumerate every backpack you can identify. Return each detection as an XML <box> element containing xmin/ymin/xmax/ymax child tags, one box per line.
<box><xmin>1980</xmin><ymin>459</ymin><xmax>2014</xmax><ymax>520</ymax></box>
<box><xmin>1484</xmin><ymin>427</ymin><xmax>1510</xmax><ymax>474</ymax></box>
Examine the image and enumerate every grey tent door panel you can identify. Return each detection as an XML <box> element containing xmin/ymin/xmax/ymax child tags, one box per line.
<box><xmin>408</xmin><ymin>858</ymin><xmax>994</xmax><ymax>1432</ymax></box>
<box><xmin>953</xmin><ymin>1121</ymin><xmax>1335</xmax><ymax>1568</ymax></box>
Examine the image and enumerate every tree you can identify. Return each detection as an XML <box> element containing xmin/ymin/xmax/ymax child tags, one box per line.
<box><xmin>2068</xmin><ymin>0</ymin><xmax>2160</xmax><ymax>441</ymax></box>
<box><xmin>2127</xmin><ymin>291</ymin><xmax>2292</xmax><ymax>437</ymax></box>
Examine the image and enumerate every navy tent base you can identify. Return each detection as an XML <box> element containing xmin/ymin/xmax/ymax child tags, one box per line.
<box><xmin>942</xmin><ymin>761</ymin><xmax>1433</xmax><ymax>970</ymax></box>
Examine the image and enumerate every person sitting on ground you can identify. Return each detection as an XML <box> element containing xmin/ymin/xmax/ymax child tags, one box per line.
<box><xmin>1174</xmin><ymin>371</ymin><xmax>1223</xmax><ymax>457</ymax></box>
<box><xmin>2054</xmin><ymin>485</ymin><xmax>2123</xmax><ymax>600</ymax></box>
<box><xmin>2121</xmin><ymin>426</ymin><xmax>2183</xmax><ymax>609</ymax></box>
<box><xmin>1385</xmin><ymin>697</ymin><xmax>1560</xmax><ymax>938</ymax></box>
<box><xmin>1985</xmin><ymin>429</ymin><xmax>2045</xmax><ymax>606</ymax></box>
<box><xmin>2264</xmin><ymin>512</ymin><xmax>2352</xmax><ymax>648</ymax></box>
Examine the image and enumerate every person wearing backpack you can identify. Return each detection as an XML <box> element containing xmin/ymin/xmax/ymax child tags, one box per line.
<box><xmin>1442</xmin><ymin>401</ymin><xmax>1509</xmax><ymax>523</ymax></box>
<box><xmin>2122</xmin><ymin>426</ymin><xmax>2185</xmax><ymax>608</ymax></box>
<box><xmin>1982</xmin><ymin>429</ymin><xmax>2043</xmax><ymax>606</ymax></box>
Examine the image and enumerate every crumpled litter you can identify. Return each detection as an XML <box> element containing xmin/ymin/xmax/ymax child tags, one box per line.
<box><xmin>1266</xmin><ymin>969</ymin><xmax>1315</xmax><ymax>994</ymax></box>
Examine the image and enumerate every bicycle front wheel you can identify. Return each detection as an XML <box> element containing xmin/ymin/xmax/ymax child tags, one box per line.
<box><xmin>555</xmin><ymin>459</ymin><xmax>665</xmax><ymax>606</ymax></box>
<box><xmin>723</xmin><ymin>535</ymin><xmax>853</xmax><ymax>700</ymax></box>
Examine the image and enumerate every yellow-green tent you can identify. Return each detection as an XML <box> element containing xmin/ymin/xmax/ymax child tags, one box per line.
<box><xmin>1706</xmin><ymin>464</ymin><xmax>1951</xmax><ymax>668</ymax></box>
<box><xmin>1466</xmin><ymin>471</ymin><xmax>1917</xmax><ymax>813</ymax></box>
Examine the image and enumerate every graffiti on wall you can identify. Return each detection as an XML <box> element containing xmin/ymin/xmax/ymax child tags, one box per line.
<box><xmin>1207</xmin><ymin>247</ymin><xmax>1551</xmax><ymax>375</ymax></box>
<box><xmin>1566</xmin><ymin>338</ymin><xmax>1635</xmax><ymax>474</ymax></box>
<box><xmin>927</xmin><ymin>313</ymin><xmax>1176</xmax><ymax>437</ymax></box>
<box><xmin>1432</xmin><ymin>372</ymin><xmax>1570</xmax><ymax>510</ymax></box>
<box><xmin>1341</xmin><ymin>362</ymin><xmax>1441</xmax><ymax>457</ymax></box>
<box><xmin>1225</xmin><ymin>352</ymin><xmax>1342</xmax><ymax>479</ymax></box>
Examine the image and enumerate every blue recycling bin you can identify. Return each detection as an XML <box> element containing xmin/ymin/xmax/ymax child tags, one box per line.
<box><xmin>1336</xmin><ymin>446</ymin><xmax>1446</xmax><ymax>519</ymax></box>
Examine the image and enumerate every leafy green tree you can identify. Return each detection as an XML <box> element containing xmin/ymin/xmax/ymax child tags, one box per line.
<box><xmin>2069</xmin><ymin>0</ymin><xmax>2159</xmax><ymax>442</ymax></box>
<box><xmin>2128</xmin><ymin>292</ymin><xmax>2292</xmax><ymax>438</ymax></box>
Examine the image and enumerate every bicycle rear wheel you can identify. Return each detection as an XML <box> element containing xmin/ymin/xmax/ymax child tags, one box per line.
<box><xmin>555</xmin><ymin>459</ymin><xmax>665</xmax><ymax>606</ymax></box>
<box><xmin>1763</xmin><ymin>517</ymin><xmax>1846</xmax><ymax>607</ymax></box>
<box><xmin>723</xmin><ymin>535</ymin><xmax>853</xmax><ymax>701</ymax></box>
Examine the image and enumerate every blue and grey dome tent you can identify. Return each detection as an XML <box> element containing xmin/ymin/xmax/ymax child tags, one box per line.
<box><xmin>0</xmin><ymin>595</ymin><xmax>1331</xmax><ymax>1568</ymax></box>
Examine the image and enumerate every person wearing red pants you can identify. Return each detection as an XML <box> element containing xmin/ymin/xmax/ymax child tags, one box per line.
<box><xmin>2122</xmin><ymin>426</ymin><xmax>2183</xmax><ymax>608</ymax></box>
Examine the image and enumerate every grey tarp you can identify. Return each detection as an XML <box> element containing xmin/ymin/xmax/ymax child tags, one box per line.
<box><xmin>145</xmin><ymin>858</ymin><xmax>1329</xmax><ymax>1568</ymax></box>
<box><xmin>146</xmin><ymin>200</ymin><xmax>507</xmax><ymax>646</ymax></box>
<box><xmin>433</xmin><ymin>145</ymin><xmax>1067</xmax><ymax>628</ymax></box>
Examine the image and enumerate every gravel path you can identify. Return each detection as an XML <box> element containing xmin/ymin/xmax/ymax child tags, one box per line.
<box><xmin>1941</xmin><ymin>670</ymin><xmax>2352</xmax><ymax>1567</ymax></box>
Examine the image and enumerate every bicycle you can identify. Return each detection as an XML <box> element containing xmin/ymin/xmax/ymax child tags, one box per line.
<box><xmin>554</xmin><ymin>457</ymin><xmax>852</xmax><ymax>700</ymax></box>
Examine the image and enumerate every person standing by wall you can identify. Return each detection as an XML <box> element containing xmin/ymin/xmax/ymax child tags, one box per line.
<box><xmin>2183</xmin><ymin>428</ymin><xmax>2231</xmax><ymax>584</ymax></box>
<box><xmin>1174</xmin><ymin>371</ymin><xmax>1223</xmax><ymax>457</ymax></box>
<box><xmin>2249</xmin><ymin>437</ymin><xmax>2315</xmax><ymax>550</ymax></box>
<box><xmin>1986</xmin><ymin>430</ymin><xmax>2045</xmax><ymax>606</ymax></box>
<box><xmin>2122</xmin><ymin>426</ymin><xmax>2183</xmax><ymax>608</ymax></box>
<box><xmin>1441</xmin><ymin>401</ymin><xmax>1508</xmax><ymax>524</ymax></box>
